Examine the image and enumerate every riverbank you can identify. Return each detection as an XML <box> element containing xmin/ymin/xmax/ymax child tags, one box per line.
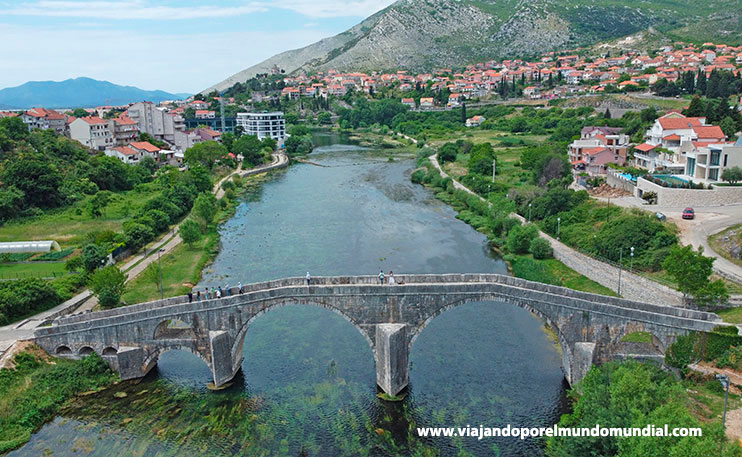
<box><xmin>0</xmin><ymin>346</ymin><xmax>117</xmax><ymax>453</ymax></box>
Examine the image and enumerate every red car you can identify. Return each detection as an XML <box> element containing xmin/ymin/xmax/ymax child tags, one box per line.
<box><xmin>682</xmin><ymin>208</ymin><xmax>695</xmax><ymax>220</ymax></box>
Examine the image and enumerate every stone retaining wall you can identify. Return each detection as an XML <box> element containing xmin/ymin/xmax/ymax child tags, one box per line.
<box><xmin>636</xmin><ymin>177</ymin><xmax>742</xmax><ymax>207</ymax></box>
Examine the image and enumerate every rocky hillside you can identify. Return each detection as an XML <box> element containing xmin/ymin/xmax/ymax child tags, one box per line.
<box><xmin>205</xmin><ymin>0</ymin><xmax>742</xmax><ymax>93</ymax></box>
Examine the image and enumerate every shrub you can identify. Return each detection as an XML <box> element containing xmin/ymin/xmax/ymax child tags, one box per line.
<box><xmin>530</xmin><ymin>237</ymin><xmax>553</xmax><ymax>259</ymax></box>
<box><xmin>506</xmin><ymin>224</ymin><xmax>539</xmax><ymax>254</ymax></box>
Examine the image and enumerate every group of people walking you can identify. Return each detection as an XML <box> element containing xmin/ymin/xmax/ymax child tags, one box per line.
<box><xmin>187</xmin><ymin>282</ymin><xmax>246</xmax><ymax>303</ymax></box>
<box><xmin>188</xmin><ymin>270</ymin><xmax>404</xmax><ymax>302</ymax></box>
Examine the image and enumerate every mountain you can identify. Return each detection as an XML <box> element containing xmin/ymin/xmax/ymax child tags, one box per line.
<box><xmin>206</xmin><ymin>0</ymin><xmax>742</xmax><ymax>93</ymax></box>
<box><xmin>0</xmin><ymin>77</ymin><xmax>190</xmax><ymax>109</ymax></box>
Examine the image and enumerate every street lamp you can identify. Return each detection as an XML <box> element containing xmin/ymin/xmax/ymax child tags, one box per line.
<box><xmin>557</xmin><ymin>217</ymin><xmax>561</xmax><ymax>241</ymax></box>
<box><xmin>528</xmin><ymin>203</ymin><xmax>532</xmax><ymax>223</ymax></box>
<box><xmin>158</xmin><ymin>248</ymin><xmax>165</xmax><ymax>300</ymax></box>
<box><xmin>487</xmin><ymin>185</ymin><xmax>492</xmax><ymax>210</ymax></box>
<box><xmin>717</xmin><ymin>374</ymin><xmax>730</xmax><ymax>429</ymax></box>
<box><xmin>492</xmin><ymin>159</ymin><xmax>496</xmax><ymax>183</ymax></box>
<box><xmin>617</xmin><ymin>247</ymin><xmax>624</xmax><ymax>297</ymax></box>
<box><xmin>630</xmin><ymin>247</ymin><xmax>635</xmax><ymax>272</ymax></box>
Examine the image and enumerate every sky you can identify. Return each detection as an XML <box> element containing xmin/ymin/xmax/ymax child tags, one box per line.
<box><xmin>0</xmin><ymin>0</ymin><xmax>396</xmax><ymax>94</ymax></box>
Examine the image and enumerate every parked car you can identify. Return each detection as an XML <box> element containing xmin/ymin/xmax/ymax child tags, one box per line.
<box><xmin>655</xmin><ymin>212</ymin><xmax>667</xmax><ymax>222</ymax></box>
<box><xmin>682</xmin><ymin>208</ymin><xmax>695</xmax><ymax>220</ymax></box>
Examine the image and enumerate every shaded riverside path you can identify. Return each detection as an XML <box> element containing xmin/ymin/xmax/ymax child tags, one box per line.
<box><xmin>11</xmin><ymin>135</ymin><xmax>569</xmax><ymax>457</ymax></box>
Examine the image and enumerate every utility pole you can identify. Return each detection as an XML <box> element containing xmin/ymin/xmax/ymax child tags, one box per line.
<box><xmin>158</xmin><ymin>248</ymin><xmax>165</xmax><ymax>300</ymax></box>
<box><xmin>492</xmin><ymin>158</ymin><xmax>496</xmax><ymax>183</ymax></box>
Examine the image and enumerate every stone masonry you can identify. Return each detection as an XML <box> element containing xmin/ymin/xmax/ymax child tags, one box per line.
<box><xmin>34</xmin><ymin>274</ymin><xmax>724</xmax><ymax>396</ymax></box>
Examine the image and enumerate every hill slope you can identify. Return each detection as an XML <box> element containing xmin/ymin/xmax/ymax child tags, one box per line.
<box><xmin>0</xmin><ymin>77</ymin><xmax>189</xmax><ymax>109</ymax></box>
<box><xmin>206</xmin><ymin>0</ymin><xmax>742</xmax><ymax>93</ymax></box>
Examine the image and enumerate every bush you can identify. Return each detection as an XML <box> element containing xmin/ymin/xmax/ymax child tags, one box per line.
<box><xmin>411</xmin><ymin>169</ymin><xmax>426</xmax><ymax>184</ymax></box>
<box><xmin>530</xmin><ymin>237</ymin><xmax>553</xmax><ymax>259</ymax></box>
<box><xmin>506</xmin><ymin>224</ymin><xmax>539</xmax><ymax>254</ymax></box>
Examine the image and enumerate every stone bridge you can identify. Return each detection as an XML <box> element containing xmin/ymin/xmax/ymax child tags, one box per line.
<box><xmin>34</xmin><ymin>274</ymin><xmax>725</xmax><ymax>396</ymax></box>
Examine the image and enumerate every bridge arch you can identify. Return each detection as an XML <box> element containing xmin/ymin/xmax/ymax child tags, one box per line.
<box><xmin>230</xmin><ymin>300</ymin><xmax>376</xmax><ymax>371</ymax></box>
<box><xmin>408</xmin><ymin>294</ymin><xmax>572</xmax><ymax>379</ymax></box>
<box><xmin>102</xmin><ymin>346</ymin><xmax>118</xmax><ymax>356</ymax></box>
<box><xmin>142</xmin><ymin>344</ymin><xmax>213</xmax><ymax>377</ymax></box>
<box><xmin>55</xmin><ymin>345</ymin><xmax>72</xmax><ymax>355</ymax></box>
<box><xmin>78</xmin><ymin>346</ymin><xmax>94</xmax><ymax>356</ymax></box>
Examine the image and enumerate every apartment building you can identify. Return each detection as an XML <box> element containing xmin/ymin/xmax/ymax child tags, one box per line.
<box><xmin>69</xmin><ymin>116</ymin><xmax>114</xmax><ymax>151</ymax></box>
<box><xmin>21</xmin><ymin>108</ymin><xmax>66</xmax><ymax>134</ymax></box>
<box><xmin>108</xmin><ymin>116</ymin><xmax>138</xmax><ymax>146</ymax></box>
<box><xmin>236</xmin><ymin>112</ymin><xmax>286</xmax><ymax>142</ymax></box>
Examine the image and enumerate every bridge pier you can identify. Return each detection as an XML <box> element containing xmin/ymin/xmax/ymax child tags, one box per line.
<box><xmin>210</xmin><ymin>331</ymin><xmax>240</xmax><ymax>388</ymax></box>
<box><xmin>569</xmin><ymin>342</ymin><xmax>597</xmax><ymax>386</ymax></box>
<box><xmin>375</xmin><ymin>324</ymin><xmax>409</xmax><ymax>397</ymax></box>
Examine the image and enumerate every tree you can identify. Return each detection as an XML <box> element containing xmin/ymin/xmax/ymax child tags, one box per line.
<box><xmin>193</xmin><ymin>193</ymin><xmax>218</xmax><ymax>230</ymax></box>
<box><xmin>71</xmin><ymin>108</ymin><xmax>89</xmax><ymax>118</ymax></box>
<box><xmin>663</xmin><ymin>245</ymin><xmax>728</xmax><ymax>307</ymax></box>
<box><xmin>2</xmin><ymin>158</ymin><xmax>63</xmax><ymax>208</ymax></box>
<box><xmin>143</xmin><ymin>262</ymin><xmax>162</xmax><ymax>295</ymax></box>
<box><xmin>530</xmin><ymin>237</ymin><xmax>553</xmax><ymax>259</ymax></box>
<box><xmin>89</xmin><ymin>266</ymin><xmax>126</xmax><ymax>309</ymax></box>
<box><xmin>184</xmin><ymin>141</ymin><xmax>228</xmax><ymax>169</ymax></box>
<box><xmin>461</xmin><ymin>103</ymin><xmax>467</xmax><ymax>124</ymax></box>
<box><xmin>439</xmin><ymin>143</ymin><xmax>459</xmax><ymax>163</ymax></box>
<box><xmin>233</xmin><ymin>134</ymin><xmax>264</xmax><ymax>166</ymax></box>
<box><xmin>87</xmin><ymin>191</ymin><xmax>111</xmax><ymax>218</ymax></box>
<box><xmin>0</xmin><ymin>186</ymin><xmax>24</xmax><ymax>222</ymax></box>
<box><xmin>179</xmin><ymin>219</ymin><xmax>202</xmax><ymax>248</ymax></box>
<box><xmin>722</xmin><ymin>166</ymin><xmax>742</xmax><ymax>184</ymax></box>
<box><xmin>82</xmin><ymin>244</ymin><xmax>108</xmax><ymax>273</ymax></box>
<box><xmin>720</xmin><ymin>116</ymin><xmax>737</xmax><ymax>139</ymax></box>
<box><xmin>506</xmin><ymin>224</ymin><xmax>539</xmax><ymax>254</ymax></box>
<box><xmin>468</xmin><ymin>143</ymin><xmax>495</xmax><ymax>176</ymax></box>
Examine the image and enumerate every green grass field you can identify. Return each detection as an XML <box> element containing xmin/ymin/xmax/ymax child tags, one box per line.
<box><xmin>0</xmin><ymin>262</ymin><xmax>68</xmax><ymax>280</ymax></box>
<box><xmin>621</xmin><ymin>331</ymin><xmax>653</xmax><ymax>343</ymax></box>
<box><xmin>0</xmin><ymin>184</ymin><xmax>160</xmax><ymax>248</ymax></box>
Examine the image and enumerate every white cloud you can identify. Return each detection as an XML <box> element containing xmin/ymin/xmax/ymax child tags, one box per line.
<box><xmin>0</xmin><ymin>23</ymin><xmax>331</xmax><ymax>92</ymax></box>
<box><xmin>268</xmin><ymin>0</ymin><xmax>396</xmax><ymax>18</ymax></box>
<box><xmin>1</xmin><ymin>0</ymin><xmax>396</xmax><ymax>20</ymax></box>
<box><xmin>2</xmin><ymin>1</ymin><xmax>267</xmax><ymax>20</ymax></box>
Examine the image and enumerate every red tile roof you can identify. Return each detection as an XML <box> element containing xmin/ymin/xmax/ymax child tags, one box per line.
<box><xmin>112</xmin><ymin>146</ymin><xmax>138</xmax><ymax>156</ymax></box>
<box><xmin>634</xmin><ymin>143</ymin><xmax>658</xmax><ymax>152</ymax></box>
<box><xmin>80</xmin><ymin>116</ymin><xmax>107</xmax><ymax>125</ymax></box>
<box><xmin>693</xmin><ymin>125</ymin><xmax>725</xmax><ymax>140</ymax></box>
<box><xmin>658</xmin><ymin>117</ymin><xmax>703</xmax><ymax>129</ymax></box>
<box><xmin>130</xmin><ymin>141</ymin><xmax>160</xmax><ymax>152</ymax></box>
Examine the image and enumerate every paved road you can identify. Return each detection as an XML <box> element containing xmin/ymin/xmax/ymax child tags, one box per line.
<box><xmin>592</xmin><ymin>195</ymin><xmax>742</xmax><ymax>283</ymax></box>
<box><xmin>0</xmin><ymin>154</ymin><xmax>288</xmax><ymax>366</ymax></box>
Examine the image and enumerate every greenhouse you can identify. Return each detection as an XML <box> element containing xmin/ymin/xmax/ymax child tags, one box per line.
<box><xmin>0</xmin><ymin>241</ymin><xmax>61</xmax><ymax>254</ymax></box>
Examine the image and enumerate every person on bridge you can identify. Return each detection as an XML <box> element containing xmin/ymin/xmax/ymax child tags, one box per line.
<box><xmin>238</xmin><ymin>282</ymin><xmax>243</xmax><ymax>294</ymax></box>
<box><xmin>217</xmin><ymin>286</ymin><xmax>223</xmax><ymax>298</ymax></box>
<box><xmin>306</xmin><ymin>272</ymin><xmax>311</xmax><ymax>285</ymax></box>
<box><xmin>188</xmin><ymin>291</ymin><xmax>193</xmax><ymax>303</ymax></box>
<box><xmin>388</xmin><ymin>271</ymin><xmax>396</xmax><ymax>285</ymax></box>
<box><xmin>225</xmin><ymin>284</ymin><xmax>231</xmax><ymax>296</ymax></box>
<box><xmin>378</xmin><ymin>270</ymin><xmax>385</xmax><ymax>284</ymax></box>
<box><xmin>196</xmin><ymin>290</ymin><xmax>201</xmax><ymax>301</ymax></box>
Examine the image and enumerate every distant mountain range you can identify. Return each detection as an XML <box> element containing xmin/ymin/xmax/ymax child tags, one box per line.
<box><xmin>0</xmin><ymin>77</ymin><xmax>190</xmax><ymax>109</ymax></box>
<box><xmin>206</xmin><ymin>0</ymin><xmax>742</xmax><ymax>93</ymax></box>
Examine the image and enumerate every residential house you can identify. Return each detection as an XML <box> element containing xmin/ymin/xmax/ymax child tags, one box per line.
<box><xmin>129</xmin><ymin>141</ymin><xmax>161</xmax><ymax>160</ymax></box>
<box><xmin>105</xmin><ymin>146</ymin><xmax>141</xmax><ymax>165</ymax></box>
<box><xmin>195</xmin><ymin>110</ymin><xmax>216</xmax><ymax>119</ymax></box>
<box><xmin>568</xmin><ymin>126</ymin><xmax>630</xmax><ymax>175</ymax></box>
<box><xmin>447</xmin><ymin>94</ymin><xmax>463</xmax><ymax>108</ymax></box>
<box><xmin>194</xmin><ymin>127</ymin><xmax>222</xmax><ymax>142</ymax></box>
<box><xmin>21</xmin><ymin>108</ymin><xmax>66</xmax><ymax>134</ymax></box>
<box><xmin>236</xmin><ymin>111</ymin><xmax>286</xmax><ymax>143</ymax></box>
<box><xmin>69</xmin><ymin>116</ymin><xmax>113</xmax><ymax>151</ymax></box>
<box><xmin>108</xmin><ymin>116</ymin><xmax>138</xmax><ymax>146</ymax></box>
<box><xmin>419</xmin><ymin>98</ymin><xmax>435</xmax><ymax>110</ymax></box>
<box><xmin>401</xmin><ymin>98</ymin><xmax>416</xmax><ymax>109</ymax></box>
<box><xmin>127</xmin><ymin>101</ymin><xmax>184</xmax><ymax>144</ymax></box>
<box><xmin>466</xmin><ymin>116</ymin><xmax>486</xmax><ymax>128</ymax></box>
<box><xmin>686</xmin><ymin>140</ymin><xmax>742</xmax><ymax>181</ymax></box>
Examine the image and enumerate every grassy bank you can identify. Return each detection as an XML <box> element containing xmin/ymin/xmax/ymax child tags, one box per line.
<box><xmin>710</xmin><ymin>224</ymin><xmax>742</xmax><ymax>269</ymax></box>
<box><xmin>0</xmin><ymin>348</ymin><xmax>117</xmax><ymax>453</ymax></box>
<box><xmin>0</xmin><ymin>261</ymin><xmax>68</xmax><ymax>280</ymax></box>
<box><xmin>121</xmin><ymin>171</ymin><xmax>279</xmax><ymax>305</ymax></box>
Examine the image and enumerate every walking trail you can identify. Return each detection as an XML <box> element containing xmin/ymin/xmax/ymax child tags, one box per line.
<box><xmin>428</xmin><ymin>153</ymin><xmax>683</xmax><ymax>306</ymax></box>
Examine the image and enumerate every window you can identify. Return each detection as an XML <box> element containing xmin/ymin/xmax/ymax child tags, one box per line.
<box><xmin>724</xmin><ymin>154</ymin><xmax>728</xmax><ymax>167</ymax></box>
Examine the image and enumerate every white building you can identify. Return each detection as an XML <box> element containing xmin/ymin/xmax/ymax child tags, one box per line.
<box><xmin>105</xmin><ymin>145</ymin><xmax>141</xmax><ymax>165</ymax></box>
<box><xmin>108</xmin><ymin>116</ymin><xmax>138</xmax><ymax>146</ymax></box>
<box><xmin>236</xmin><ymin>112</ymin><xmax>286</xmax><ymax>142</ymax></box>
<box><xmin>69</xmin><ymin>116</ymin><xmax>114</xmax><ymax>151</ymax></box>
<box><xmin>686</xmin><ymin>141</ymin><xmax>742</xmax><ymax>182</ymax></box>
<box><xmin>21</xmin><ymin>108</ymin><xmax>66</xmax><ymax>134</ymax></box>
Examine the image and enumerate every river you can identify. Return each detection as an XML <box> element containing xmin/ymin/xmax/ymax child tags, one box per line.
<box><xmin>10</xmin><ymin>133</ymin><xmax>568</xmax><ymax>457</ymax></box>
